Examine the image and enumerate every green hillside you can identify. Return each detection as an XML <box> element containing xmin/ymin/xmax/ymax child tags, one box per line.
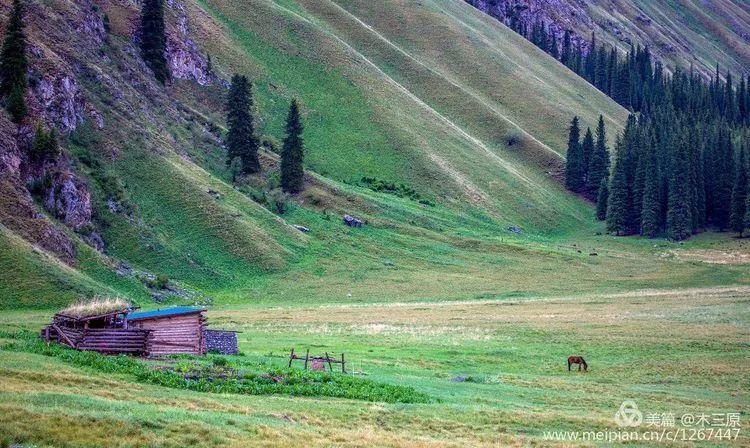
<box><xmin>0</xmin><ymin>0</ymin><xmax>745</xmax><ymax>310</ymax></box>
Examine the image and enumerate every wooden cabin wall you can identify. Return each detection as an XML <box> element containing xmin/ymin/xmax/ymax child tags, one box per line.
<box><xmin>129</xmin><ymin>313</ymin><xmax>206</xmax><ymax>356</ymax></box>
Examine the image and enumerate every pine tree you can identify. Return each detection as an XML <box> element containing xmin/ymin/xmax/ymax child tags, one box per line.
<box><xmin>139</xmin><ymin>0</ymin><xmax>170</xmax><ymax>83</ymax></box>
<box><xmin>0</xmin><ymin>0</ymin><xmax>28</xmax><ymax>121</ymax></box>
<box><xmin>564</xmin><ymin>116</ymin><xmax>584</xmax><ymax>192</ymax></box>
<box><xmin>225</xmin><ymin>74</ymin><xmax>260</xmax><ymax>174</ymax></box>
<box><xmin>560</xmin><ymin>30</ymin><xmax>571</xmax><ymax>67</ymax></box>
<box><xmin>606</xmin><ymin>116</ymin><xmax>639</xmax><ymax>235</ymax></box>
<box><xmin>712</xmin><ymin>125</ymin><xmax>734</xmax><ymax>230</ymax></box>
<box><xmin>280</xmin><ymin>99</ymin><xmax>305</xmax><ymax>194</ymax></box>
<box><xmin>587</xmin><ymin>115</ymin><xmax>610</xmax><ymax>198</ymax></box>
<box><xmin>581</xmin><ymin>127</ymin><xmax>594</xmax><ymax>186</ymax></box>
<box><xmin>584</xmin><ymin>33</ymin><xmax>597</xmax><ymax>82</ymax></box>
<box><xmin>596</xmin><ymin>178</ymin><xmax>608</xmax><ymax>221</ymax></box>
<box><xmin>549</xmin><ymin>31</ymin><xmax>559</xmax><ymax>59</ymax></box>
<box><xmin>730</xmin><ymin>148</ymin><xmax>748</xmax><ymax>236</ymax></box>
<box><xmin>667</xmin><ymin>134</ymin><xmax>693</xmax><ymax>241</ymax></box>
<box><xmin>640</xmin><ymin>143</ymin><xmax>661</xmax><ymax>237</ymax></box>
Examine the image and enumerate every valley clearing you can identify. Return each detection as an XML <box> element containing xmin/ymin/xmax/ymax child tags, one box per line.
<box><xmin>1</xmin><ymin>285</ymin><xmax>747</xmax><ymax>447</ymax></box>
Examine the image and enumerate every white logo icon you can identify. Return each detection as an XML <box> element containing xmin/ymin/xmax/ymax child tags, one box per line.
<box><xmin>614</xmin><ymin>400</ymin><xmax>643</xmax><ymax>427</ymax></box>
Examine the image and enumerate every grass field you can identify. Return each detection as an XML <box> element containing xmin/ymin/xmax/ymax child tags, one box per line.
<box><xmin>1</xmin><ymin>285</ymin><xmax>748</xmax><ymax>447</ymax></box>
<box><xmin>1</xmin><ymin>0</ymin><xmax>749</xmax><ymax>445</ymax></box>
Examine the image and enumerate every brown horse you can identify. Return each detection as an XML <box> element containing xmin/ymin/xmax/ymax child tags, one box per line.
<box><xmin>568</xmin><ymin>356</ymin><xmax>588</xmax><ymax>372</ymax></box>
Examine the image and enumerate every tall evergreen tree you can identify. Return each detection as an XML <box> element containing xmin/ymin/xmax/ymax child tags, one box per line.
<box><xmin>581</xmin><ymin>127</ymin><xmax>594</xmax><ymax>185</ymax></box>
<box><xmin>640</xmin><ymin>142</ymin><xmax>661</xmax><ymax>237</ymax></box>
<box><xmin>730</xmin><ymin>148</ymin><xmax>748</xmax><ymax>236</ymax></box>
<box><xmin>560</xmin><ymin>30</ymin><xmax>571</xmax><ymax>67</ymax></box>
<box><xmin>606</xmin><ymin>116</ymin><xmax>639</xmax><ymax>235</ymax></box>
<box><xmin>225</xmin><ymin>75</ymin><xmax>260</xmax><ymax>174</ymax></box>
<box><xmin>139</xmin><ymin>0</ymin><xmax>170</xmax><ymax>83</ymax></box>
<box><xmin>587</xmin><ymin>115</ymin><xmax>610</xmax><ymax>198</ymax></box>
<box><xmin>0</xmin><ymin>0</ymin><xmax>28</xmax><ymax>121</ymax></box>
<box><xmin>564</xmin><ymin>116</ymin><xmax>584</xmax><ymax>192</ymax></box>
<box><xmin>667</xmin><ymin>134</ymin><xmax>693</xmax><ymax>241</ymax></box>
<box><xmin>280</xmin><ymin>99</ymin><xmax>305</xmax><ymax>194</ymax></box>
<box><xmin>584</xmin><ymin>33</ymin><xmax>597</xmax><ymax>82</ymax></box>
<box><xmin>712</xmin><ymin>125</ymin><xmax>734</xmax><ymax>230</ymax></box>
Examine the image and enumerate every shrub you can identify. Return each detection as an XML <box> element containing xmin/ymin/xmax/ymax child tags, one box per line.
<box><xmin>264</xmin><ymin>188</ymin><xmax>289</xmax><ymax>214</ymax></box>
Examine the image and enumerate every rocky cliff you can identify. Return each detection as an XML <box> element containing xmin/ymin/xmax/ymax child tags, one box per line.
<box><xmin>466</xmin><ymin>0</ymin><xmax>750</xmax><ymax>78</ymax></box>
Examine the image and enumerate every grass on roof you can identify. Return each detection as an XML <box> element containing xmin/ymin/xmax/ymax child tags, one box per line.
<box><xmin>59</xmin><ymin>297</ymin><xmax>131</xmax><ymax>318</ymax></box>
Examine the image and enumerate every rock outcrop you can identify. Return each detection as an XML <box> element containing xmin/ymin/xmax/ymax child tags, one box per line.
<box><xmin>44</xmin><ymin>170</ymin><xmax>93</xmax><ymax>231</ymax></box>
<box><xmin>166</xmin><ymin>0</ymin><xmax>214</xmax><ymax>85</ymax></box>
<box><xmin>31</xmin><ymin>73</ymin><xmax>87</xmax><ymax>133</ymax></box>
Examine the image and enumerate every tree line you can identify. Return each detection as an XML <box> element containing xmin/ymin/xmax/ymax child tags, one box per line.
<box><xmin>566</xmin><ymin>79</ymin><xmax>750</xmax><ymax>240</ymax></box>
<box><xmin>499</xmin><ymin>4</ymin><xmax>750</xmax><ymax>240</ymax></box>
<box><xmin>504</xmin><ymin>11</ymin><xmax>750</xmax><ymax>126</ymax></box>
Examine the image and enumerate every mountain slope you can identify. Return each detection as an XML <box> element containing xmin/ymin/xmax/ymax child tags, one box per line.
<box><xmin>467</xmin><ymin>0</ymin><xmax>750</xmax><ymax>78</ymax></box>
<box><xmin>7</xmin><ymin>0</ymin><xmax>740</xmax><ymax>309</ymax></box>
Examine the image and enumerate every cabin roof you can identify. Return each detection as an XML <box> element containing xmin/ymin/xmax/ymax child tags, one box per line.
<box><xmin>127</xmin><ymin>306</ymin><xmax>205</xmax><ymax>321</ymax></box>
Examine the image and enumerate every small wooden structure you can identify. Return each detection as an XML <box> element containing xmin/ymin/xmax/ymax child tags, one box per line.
<box><xmin>127</xmin><ymin>307</ymin><xmax>206</xmax><ymax>356</ymax></box>
<box><xmin>42</xmin><ymin>306</ymin><xmax>216</xmax><ymax>357</ymax></box>
<box><xmin>41</xmin><ymin>306</ymin><xmax>151</xmax><ymax>355</ymax></box>
<box><xmin>288</xmin><ymin>348</ymin><xmax>346</xmax><ymax>373</ymax></box>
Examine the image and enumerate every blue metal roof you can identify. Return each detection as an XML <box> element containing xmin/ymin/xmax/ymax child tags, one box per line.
<box><xmin>127</xmin><ymin>306</ymin><xmax>205</xmax><ymax>321</ymax></box>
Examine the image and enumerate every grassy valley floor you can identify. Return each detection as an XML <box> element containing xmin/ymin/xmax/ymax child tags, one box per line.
<box><xmin>1</xmin><ymin>280</ymin><xmax>748</xmax><ymax>447</ymax></box>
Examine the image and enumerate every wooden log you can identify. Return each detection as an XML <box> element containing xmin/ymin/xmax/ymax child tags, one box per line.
<box><xmin>325</xmin><ymin>352</ymin><xmax>333</xmax><ymax>372</ymax></box>
<box><xmin>52</xmin><ymin>324</ymin><xmax>76</xmax><ymax>348</ymax></box>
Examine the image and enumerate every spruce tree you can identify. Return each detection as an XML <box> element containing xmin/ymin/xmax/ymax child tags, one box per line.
<box><xmin>564</xmin><ymin>116</ymin><xmax>584</xmax><ymax>192</ymax></box>
<box><xmin>667</xmin><ymin>135</ymin><xmax>693</xmax><ymax>241</ymax></box>
<box><xmin>712</xmin><ymin>125</ymin><xmax>734</xmax><ymax>229</ymax></box>
<box><xmin>0</xmin><ymin>0</ymin><xmax>27</xmax><ymax>121</ymax></box>
<box><xmin>730</xmin><ymin>148</ymin><xmax>748</xmax><ymax>236</ymax></box>
<box><xmin>225</xmin><ymin>74</ymin><xmax>260</xmax><ymax>174</ymax></box>
<box><xmin>596</xmin><ymin>178</ymin><xmax>608</xmax><ymax>221</ymax></box>
<box><xmin>640</xmin><ymin>144</ymin><xmax>661</xmax><ymax>237</ymax></box>
<box><xmin>581</xmin><ymin>127</ymin><xmax>594</xmax><ymax>186</ymax></box>
<box><xmin>584</xmin><ymin>33</ymin><xmax>597</xmax><ymax>82</ymax></box>
<box><xmin>139</xmin><ymin>0</ymin><xmax>170</xmax><ymax>83</ymax></box>
<box><xmin>606</xmin><ymin>134</ymin><xmax>632</xmax><ymax>235</ymax></box>
<box><xmin>560</xmin><ymin>30</ymin><xmax>571</xmax><ymax>67</ymax></box>
<box><xmin>606</xmin><ymin>116</ymin><xmax>639</xmax><ymax>235</ymax></box>
<box><xmin>587</xmin><ymin>115</ymin><xmax>610</xmax><ymax>198</ymax></box>
<box><xmin>280</xmin><ymin>99</ymin><xmax>305</xmax><ymax>194</ymax></box>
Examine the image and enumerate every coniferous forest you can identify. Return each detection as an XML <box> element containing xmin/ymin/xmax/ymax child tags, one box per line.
<box><xmin>502</xmin><ymin>14</ymin><xmax>750</xmax><ymax>240</ymax></box>
<box><xmin>564</xmin><ymin>55</ymin><xmax>750</xmax><ymax>240</ymax></box>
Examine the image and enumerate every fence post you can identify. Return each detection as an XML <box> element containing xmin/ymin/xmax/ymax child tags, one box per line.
<box><xmin>304</xmin><ymin>349</ymin><xmax>309</xmax><ymax>370</ymax></box>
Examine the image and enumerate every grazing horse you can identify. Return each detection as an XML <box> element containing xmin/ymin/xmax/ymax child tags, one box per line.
<box><xmin>568</xmin><ymin>356</ymin><xmax>588</xmax><ymax>372</ymax></box>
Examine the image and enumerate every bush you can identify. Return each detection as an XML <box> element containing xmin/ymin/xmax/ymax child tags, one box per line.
<box><xmin>145</xmin><ymin>274</ymin><xmax>169</xmax><ymax>290</ymax></box>
<box><xmin>359</xmin><ymin>176</ymin><xmax>432</xmax><ymax>205</ymax></box>
<box><xmin>264</xmin><ymin>188</ymin><xmax>289</xmax><ymax>214</ymax></box>
<box><xmin>30</xmin><ymin>127</ymin><xmax>60</xmax><ymax>162</ymax></box>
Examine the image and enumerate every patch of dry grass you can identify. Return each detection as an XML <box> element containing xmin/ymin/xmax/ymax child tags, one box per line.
<box><xmin>59</xmin><ymin>296</ymin><xmax>131</xmax><ymax>318</ymax></box>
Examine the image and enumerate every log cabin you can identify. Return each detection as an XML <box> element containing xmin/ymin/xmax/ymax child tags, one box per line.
<box><xmin>126</xmin><ymin>307</ymin><xmax>206</xmax><ymax>356</ymax></box>
<box><xmin>42</xmin><ymin>305</ymin><xmax>219</xmax><ymax>357</ymax></box>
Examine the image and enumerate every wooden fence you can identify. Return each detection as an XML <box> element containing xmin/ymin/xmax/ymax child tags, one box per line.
<box><xmin>288</xmin><ymin>348</ymin><xmax>346</xmax><ymax>373</ymax></box>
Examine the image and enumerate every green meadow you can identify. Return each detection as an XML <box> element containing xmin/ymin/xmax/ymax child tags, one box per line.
<box><xmin>1</xmin><ymin>0</ymin><xmax>749</xmax><ymax>446</ymax></box>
